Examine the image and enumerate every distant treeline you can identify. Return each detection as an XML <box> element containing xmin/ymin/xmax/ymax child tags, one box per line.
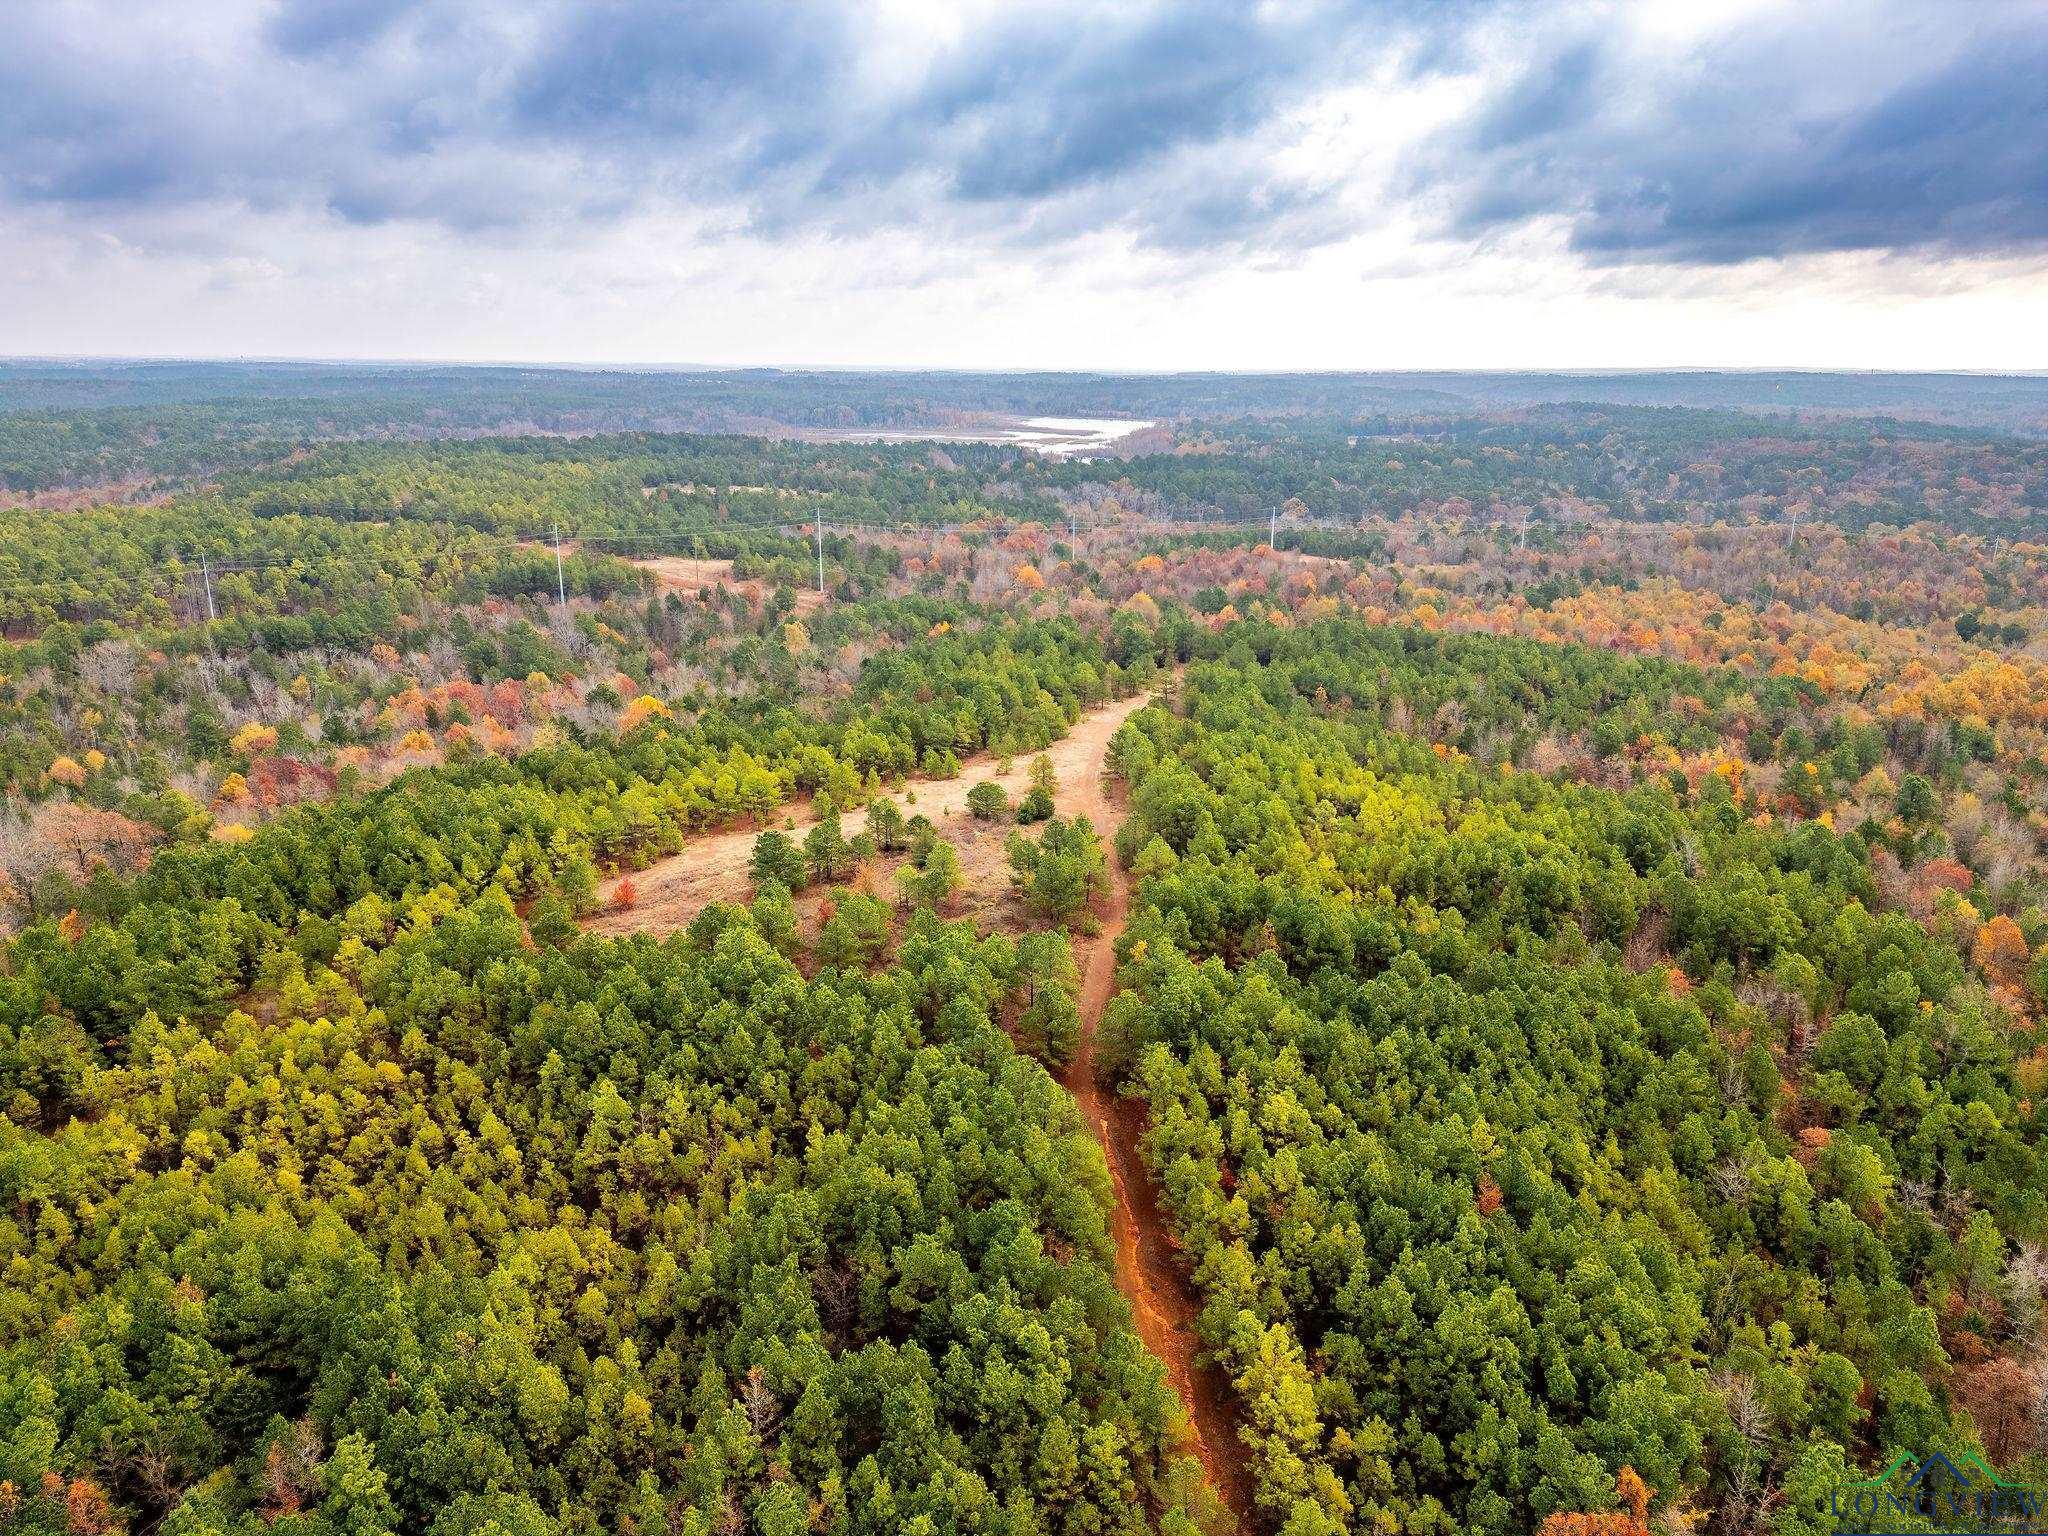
<box><xmin>5</xmin><ymin>360</ymin><xmax>2048</xmax><ymax>492</ymax></box>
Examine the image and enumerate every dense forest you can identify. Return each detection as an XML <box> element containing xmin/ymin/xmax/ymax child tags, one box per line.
<box><xmin>1</xmin><ymin>374</ymin><xmax>2044</xmax><ymax>1536</ymax></box>
<box><xmin>1103</xmin><ymin>627</ymin><xmax>2047</xmax><ymax>1532</ymax></box>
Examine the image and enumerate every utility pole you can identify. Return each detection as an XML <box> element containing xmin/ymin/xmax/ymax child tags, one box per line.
<box><xmin>1269</xmin><ymin>505</ymin><xmax>1278</xmax><ymax>549</ymax></box>
<box><xmin>815</xmin><ymin>518</ymin><xmax>826</xmax><ymax>597</ymax></box>
<box><xmin>199</xmin><ymin>553</ymin><xmax>218</xmax><ymax>622</ymax></box>
<box><xmin>1069</xmin><ymin>508</ymin><xmax>1077</xmax><ymax>544</ymax></box>
<box><xmin>552</xmin><ymin>524</ymin><xmax>568</xmax><ymax>612</ymax></box>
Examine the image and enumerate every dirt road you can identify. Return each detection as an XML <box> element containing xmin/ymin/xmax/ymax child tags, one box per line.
<box><xmin>1062</xmin><ymin>729</ymin><xmax>1258</xmax><ymax>1532</ymax></box>
<box><xmin>584</xmin><ymin>689</ymin><xmax>1150</xmax><ymax>936</ymax></box>
<box><xmin>582</xmin><ymin>679</ymin><xmax>1256</xmax><ymax>1528</ymax></box>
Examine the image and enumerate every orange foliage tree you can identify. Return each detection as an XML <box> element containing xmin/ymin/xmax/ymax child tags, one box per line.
<box><xmin>1537</xmin><ymin>1467</ymin><xmax>1652</xmax><ymax>1536</ymax></box>
<box><xmin>1476</xmin><ymin>1173</ymin><xmax>1504</xmax><ymax>1217</ymax></box>
<box><xmin>1973</xmin><ymin>915</ymin><xmax>2032</xmax><ymax>991</ymax></box>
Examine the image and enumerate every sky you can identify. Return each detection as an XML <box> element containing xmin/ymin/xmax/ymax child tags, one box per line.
<box><xmin>3</xmin><ymin>0</ymin><xmax>2046</xmax><ymax>371</ymax></box>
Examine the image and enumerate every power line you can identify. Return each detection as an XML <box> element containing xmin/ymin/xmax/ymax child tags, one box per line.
<box><xmin>0</xmin><ymin>503</ymin><xmax>1336</xmax><ymax>614</ymax></box>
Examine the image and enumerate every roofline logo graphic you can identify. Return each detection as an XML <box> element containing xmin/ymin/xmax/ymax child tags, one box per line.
<box><xmin>1832</xmin><ymin>1450</ymin><xmax>2045</xmax><ymax>1533</ymax></box>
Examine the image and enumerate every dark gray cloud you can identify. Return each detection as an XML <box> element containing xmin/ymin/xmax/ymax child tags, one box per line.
<box><xmin>1433</xmin><ymin>3</ymin><xmax>2048</xmax><ymax>264</ymax></box>
<box><xmin>496</xmin><ymin>0</ymin><xmax>1391</xmax><ymax>250</ymax></box>
<box><xmin>4</xmin><ymin>0</ymin><xmax>2046</xmax><ymax>269</ymax></box>
<box><xmin>511</xmin><ymin>0</ymin><xmax>850</xmax><ymax>150</ymax></box>
<box><xmin>0</xmin><ymin>0</ymin><xmax>1427</xmax><ymax>253</ymax></box>
<box><xmin>822</xmin><ymin>2</ymin><xmax>1301</xmax><ymax>201</ymax></box>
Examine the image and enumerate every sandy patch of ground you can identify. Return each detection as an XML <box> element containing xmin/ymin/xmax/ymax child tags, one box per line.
<box><xmin>626</xmin><ymin>554</ymin><xmax>825</xmax><ymax>612</ymax></box>
<box><xmin>583</xmin><ymin>689</ymin><xmax>1150</xmax><ymax>937</ymax></box>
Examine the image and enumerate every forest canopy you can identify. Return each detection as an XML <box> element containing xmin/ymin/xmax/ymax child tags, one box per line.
<box><xmin>2</xmin><ymin>374</ymin><xmax>2045</xmax><ymax>1536</ymax></box>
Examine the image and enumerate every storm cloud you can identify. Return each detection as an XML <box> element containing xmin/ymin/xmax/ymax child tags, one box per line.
<box><xmin>3</xmin><ymin>0</ymin><xmax>2046</xmax><ymax>268</ymax></box>
<box><xmin>1431</xmin><ymin>2</ymin><xmax>2048</xmax><ymax>265</ymax></box>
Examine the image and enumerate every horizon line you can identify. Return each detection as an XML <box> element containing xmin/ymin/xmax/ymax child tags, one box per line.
<box><xmin>6</xmin><ymin>353</ymin><xmax>2048</xmax><ymax>380</ymax></box>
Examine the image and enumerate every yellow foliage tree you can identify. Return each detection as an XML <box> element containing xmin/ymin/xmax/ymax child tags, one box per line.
<box><xmin>231</xmin><ymin>722</ymin><xmax>280</xmax><ymax>757</ymax></box>
<box><xmin>619</xmin><ymin>695</ymin><xmax>673</xmax><ymax>734</ymax></box>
